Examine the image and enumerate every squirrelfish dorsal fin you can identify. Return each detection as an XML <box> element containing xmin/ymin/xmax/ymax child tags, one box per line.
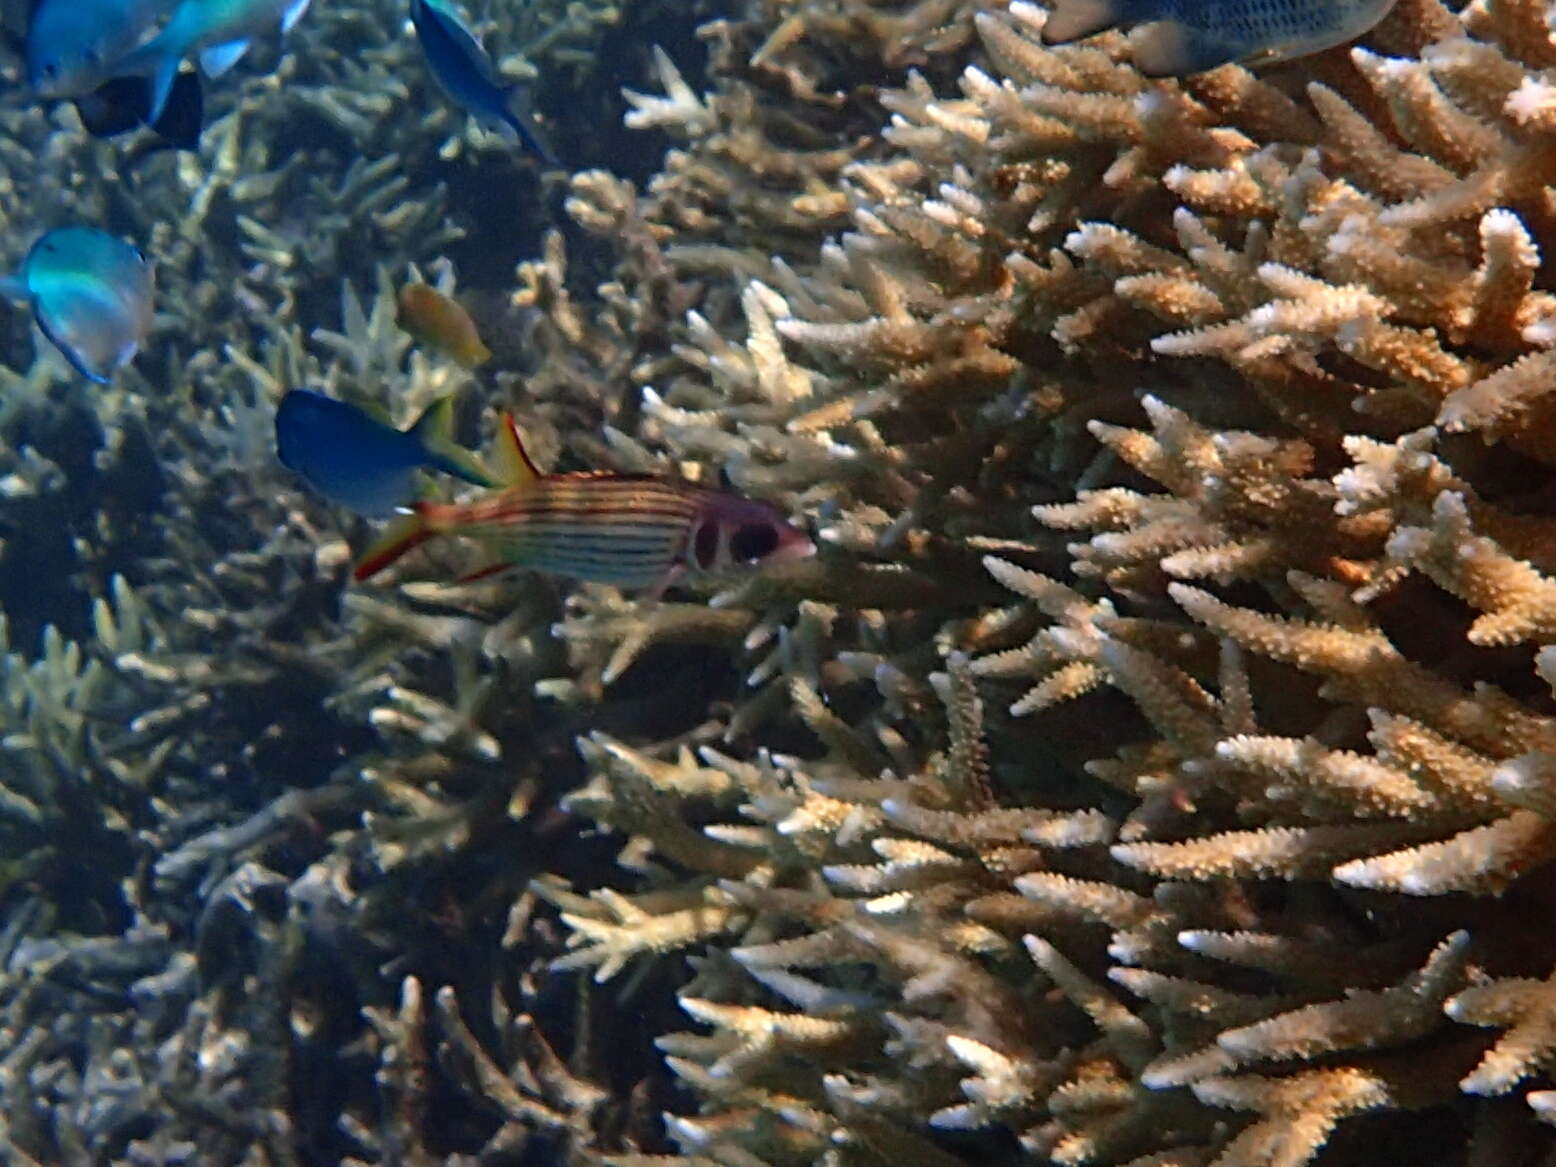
<box><xmin>491</xmin><ymin>411</ymin><xmax>541</xmax><ymax>488</ymax></box>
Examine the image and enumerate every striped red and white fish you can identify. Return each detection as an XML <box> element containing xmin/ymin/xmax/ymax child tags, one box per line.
<box><xmin>353</xmin><ymin>413</ymin><xmax>814</xmax><ymax>592</ymax></box>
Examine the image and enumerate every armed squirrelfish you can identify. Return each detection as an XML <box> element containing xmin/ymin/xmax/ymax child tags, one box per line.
<box><xmin>1042</xmin><ymin>0</ymin><xmax>1396</xmax><ymax>75</ymax></box>
<box><xmin>2</xmin><ymin>227</ymin><xmax>154</xmax><ymax>384</ymax></box>
<box><xmin>353</xmin><ymin>414</ymin><xmax>814</xmax><ymax>590</ymax></box>
<box><xmin>275</xmin><ymin>389</ymin><xmax>496</xmax><ymax>517</ymax></box>
<box><xmin>113</xmin><ymin>0</ymin><xmax>311</xmax><ymax>123</ymax></box>
<box><xmin>410</xmin><ymin>0</ymin><xmax>558</xmax><ymax>166</ymax></box>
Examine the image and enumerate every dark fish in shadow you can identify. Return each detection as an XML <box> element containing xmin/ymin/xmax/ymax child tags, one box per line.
<box><xmin>410</xmin><ymin>0</ymin><xmax>558</xmax><ymax>166</ymax></box>
<box><xmin>73</xmin><ymin>67</ymin><xmax>204</xmax><ymax>153</ymax></box>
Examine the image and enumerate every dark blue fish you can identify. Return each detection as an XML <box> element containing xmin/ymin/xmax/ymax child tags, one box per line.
<box><xmin>1042</xmin><ymin>0</ymin><xmax>1396</xmax><ymax>75</ymax></box>
<box><xmin>73</xmin><ymin>67</ymin><xmax>205</xmax><ymax>151</ymax></box>
<box><xmin>410</xmin><ymin>0</ymin><xmax>558</xmax><ymax>166</ymax></box>
<box><xmin>274</xmin><ymin>389</ymin><xmax>497</xmax><ymax>517</ymax></box>
<box><xmin>2</xmin><ymin>227</ymin><xmax>155</xmax><ymax>383</ymax></box>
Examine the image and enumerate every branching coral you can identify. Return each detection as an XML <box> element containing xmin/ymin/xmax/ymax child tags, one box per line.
<box><xmin>20</xmin><ymin>0</ymin><xmax>1556</xmax><ymax>1159</ymax></box>
<box><xmin>510</xmin><ymin>0</ymin><xmax>1556</xmax><ymax>1163</ymax></box>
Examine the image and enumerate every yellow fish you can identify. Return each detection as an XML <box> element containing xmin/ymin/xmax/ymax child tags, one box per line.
<box><xmin>396</xmin><ymin>283</ymin><xmax>491</xmax><ymax>369</ymax></box>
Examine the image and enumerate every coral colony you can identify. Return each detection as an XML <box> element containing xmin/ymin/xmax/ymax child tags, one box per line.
<box><xmin>11</xmin><ymin>0</ymin><xmax>1556</xmax><ymax>1165</ymax></box>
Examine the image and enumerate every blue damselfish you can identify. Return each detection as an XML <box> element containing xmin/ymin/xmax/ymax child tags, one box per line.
<box><xmin>274</xmin><ymin>389</ymin><xmax>496</xmax><ymax>518</ymax></box>
<box><xmin>410</xmin><ymin>0</ymin><xmax>558</xmax><ymax>166</ymax></box>
<box><xmin>113</xmin><ymin>0</ymin><xmax>311</xmax><ymax>123</ymax></box>
<box><xmin>26</xmin><ymin>0</ymin><xmax>173</xmax><ymax>97</ymax></box>
<box><xmin>3</xmin><ymin>227</ymin><xmax>155</xmax><ymax>384</ymax></box>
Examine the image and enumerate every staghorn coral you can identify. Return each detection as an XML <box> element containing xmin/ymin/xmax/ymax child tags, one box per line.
<box><xmin>24</xmin><ymin>0</ymin><xmax>1556</xmax><ymax>1161</ymax></box>
<box><xmin>497</xmin><ymin>0</ymin><xmax>1556</xmax><ymax>1163</ymax></box>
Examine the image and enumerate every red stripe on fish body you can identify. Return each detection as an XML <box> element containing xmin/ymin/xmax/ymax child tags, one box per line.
<box><xmin>352</xmin><ymin>410</ymin><xmax>815</xmax><ymax>587</ymax></box>
<box><xmin>420</xmin><ymin>473</ymin><xmax>711</xmax><ymax>589</ymax></box>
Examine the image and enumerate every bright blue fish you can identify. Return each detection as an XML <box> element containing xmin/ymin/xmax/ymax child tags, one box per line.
<box><xmin>274</xmin><ymin>389</ymin><xmax>497</xmax><ymax>517</ymax></box>
<box><xmin>1042</xmin><ymin>0</ymin><xmax>1396</xmax><ymax>75</ymax></box>
<box><xmin>2</xmin><ymin>228</ymin><xmax>154</xmax><ymax>384</ymax></box>
<box><xmin>26</xmin><ymin>0</ymin><xmax>174</xmax><ymax>97</ymax></box>
<box><xmin>113</xmin><ymin>0</ymin><xmax>311</xmax><ymax>123</ymax></box>
<box><xmin>410</xmin><ymin>0</ymin><xmax>558</xmax><ymax>166</ymax></box>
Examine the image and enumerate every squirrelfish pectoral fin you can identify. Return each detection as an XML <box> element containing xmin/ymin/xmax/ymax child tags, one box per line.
<box><xmin>646</xmin><ymin>563</ymin><xmax>684</xmax><ymax>603</ymax></box>
<box><xmin>407</xmin><ymin>394</ymin><xmax>498</xmax><ymax>488</ymax></box>
<box><xmin>490</xmin><ymin>412</ymin><xmax>541</xmax><ymax>488</ymax></box>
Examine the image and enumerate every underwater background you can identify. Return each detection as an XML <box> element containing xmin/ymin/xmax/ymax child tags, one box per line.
<box><xmin>13</xmin><ymin>0</ymin><xmax>1556</xmax><ymax>1164</ymax></box>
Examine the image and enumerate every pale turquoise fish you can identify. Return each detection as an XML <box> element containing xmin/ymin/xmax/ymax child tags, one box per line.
<box><xmin>1</xmin><ymin>227</ymin><xmax>154</xmax><ymax>384</ymax></box>
<box><xmin>1042</xmin><ymin>0</ymin><xmax>1396</xmax><ymax>75</ymax></box>
<box><xmin>112</xmin><ymin>0</ymin><xmax>311</xmax><ymax>123</ymax></box>
<box><xmin>26</xmin><ymin>0</ymin><xmax>176</xmax><ymax>97</ymax></box>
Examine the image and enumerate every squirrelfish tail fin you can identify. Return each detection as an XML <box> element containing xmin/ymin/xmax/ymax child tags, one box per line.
<box><xmin>354</xmin><ymin>504</ymin><xmax>436</xmax><ymax>581</ymax></box>
<box><xmin>1041</xmin><ymin>0</ymin><xmax>1138</xmax><ymax>44</ymax></box>
<box><xmin>490</xmin><ymin>412</ymin><xmax>541</xmax><ymax>488</ymax></box>
<box><xmin>407</xmin><ymin>394</ymin><xmax>497</xmax><ymax>487</ymax></box>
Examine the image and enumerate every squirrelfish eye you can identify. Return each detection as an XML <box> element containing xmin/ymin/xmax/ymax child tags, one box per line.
<box><xmin>730</xmin><ymin>523</ymin><xmax>779</xmax><ymax>562</ymax></box>
<box><xmin>692</xmin><ymin>521</ymin><xmax>719</xmax><ymax>570</ymax></box>
<box><xmin>42</xmin><ymin>62</ymin><xmax>58</xmax><ymax>79</ymax></box>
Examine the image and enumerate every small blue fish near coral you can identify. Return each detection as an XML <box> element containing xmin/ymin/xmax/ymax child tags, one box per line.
<box><xmin>1042</xmin><ymin>0</ymin><xmax>1397</xmax><ymax>75</ymax></box>
<box><xmin>113</xmin><ymin>0</ymin><xmax>312</xmax><ymax>123</ymax></box>
<box><xmin>410</xmin><ymin>0</ymin><xmax>558</xmax><ymax>165</ymax></box>
<box><xmin>74</xmin><ymin>68</ymin><xmax>205</xmax><ymax>152</ymax></box>
<box><xmin>26</xmin><ymin>0</ymin><xmax>174</xmax><ymax>97</ymax></box>
<box><xmin>274</xmin><ymin>389</ymin><xmax>497</xmax><ymax>518</ymax></box>
<box><xmin>353</xmin><ymin>413</ymin><xmax>814</xmax><ymax>592</ymax></box>
<box><xmin>2</xmin><ymin>227</ymin><xmax>155</xmax><ymax>384</ymax></box>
